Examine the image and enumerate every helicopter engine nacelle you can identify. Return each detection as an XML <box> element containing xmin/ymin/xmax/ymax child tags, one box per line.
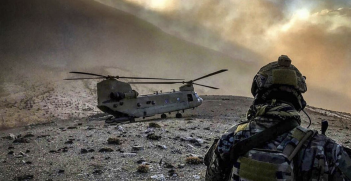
<box><xmin>110</xmin><ymin>92</ymin><xmax>125</xmax><ymax>101</ymax></box>
<box><xmin>110</xmin><ymin>90</ymin><xmax>139</xmax><ymax>101</ymax></box>
<box><xmin>124</xmin><ymin>90</ymin><xmax>139</xmax><ymax>99</ymax></box>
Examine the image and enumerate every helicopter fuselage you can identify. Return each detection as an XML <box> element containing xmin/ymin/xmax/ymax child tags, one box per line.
<box><xmin>96</xmin><ymin>79</ymin><xmax>203</xmax><ymax>119</ymax></box>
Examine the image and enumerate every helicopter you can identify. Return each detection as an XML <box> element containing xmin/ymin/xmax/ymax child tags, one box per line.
<box><xmin>65</xmin><ymin>69</ymin><xmax>228</xmax><ymax>123</ymax></box>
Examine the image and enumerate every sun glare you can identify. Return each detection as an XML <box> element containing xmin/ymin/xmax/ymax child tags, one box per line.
<box><xmin>125</xmin><ymin>0</ymin><xmax>175</xmax><ymax>12</ymax></box>
<box><xmin>295</xmin><ymin>9</ymin><xmax>310</xmax><ymax>20</ymax></box>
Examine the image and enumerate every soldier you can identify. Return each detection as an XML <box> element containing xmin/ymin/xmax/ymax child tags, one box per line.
<box><xmin>204</xmin><ymin>55</ymin><xmax>351</xmax><ymax>181</ymax></box>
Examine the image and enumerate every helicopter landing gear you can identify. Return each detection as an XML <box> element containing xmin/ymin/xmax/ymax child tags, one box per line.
<box><xmin>161</xmin><ymin>113</ymin><xmax>167</xmax><ymax>119</ymax></box>
<box><xmin>176</xmin><ymin>113</ymin><xmax>182</xmax><ymax>118</ymax></box>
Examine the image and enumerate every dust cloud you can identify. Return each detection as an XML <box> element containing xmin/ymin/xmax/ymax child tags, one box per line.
<box><xmin>1</xmin><ymin>0</ymin><xmax>350</xmax><ymax>130</ymax></box>
<box><xmin>96</xmin><ymin>0</ymin><xmax>351</xmax><ymax>112</ymax></box>
<box><xmin>0</xmin><ymin>0</ymin><xmax>256</xmax><ymax>129</ymax></box>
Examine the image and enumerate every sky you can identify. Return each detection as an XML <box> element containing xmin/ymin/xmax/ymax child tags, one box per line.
<box><xmin>94</xmin><ymin>0</ymin><xmax>351</xmax><ymax>112</ymax></box>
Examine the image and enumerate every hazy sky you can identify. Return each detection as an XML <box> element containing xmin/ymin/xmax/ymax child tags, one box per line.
<box><xmin>95</xmin><ymin>0</ymin><xmax>351</xmax><ymax>111</ymax></box>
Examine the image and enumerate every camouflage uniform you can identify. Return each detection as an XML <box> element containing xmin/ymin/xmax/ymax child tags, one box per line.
<box><xmin>205</xmin><ymin>56</ymin><xmax>351</xmax><ymax>181</ymax></box>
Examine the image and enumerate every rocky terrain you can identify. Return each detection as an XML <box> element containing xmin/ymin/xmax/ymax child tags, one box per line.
<box><xmin>1</xmin><ymin>1</ymin><xmax>351</xmax><ymax>180</ymax></box>
<box><xmin>1</xmin><ymin>95</ymin><xmax>350</xmax><ymax>181</ymax></box>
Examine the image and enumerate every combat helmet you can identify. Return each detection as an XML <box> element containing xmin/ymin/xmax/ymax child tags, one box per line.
<box><xmin>251</xmin><ymin>55</ymin><xmax>307</xmax><ymax>111</ymax></box>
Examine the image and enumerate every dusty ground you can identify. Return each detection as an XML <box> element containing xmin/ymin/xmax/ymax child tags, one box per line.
<box><xmin>0</xmin><ymin>95</ymin><xmax>350</xmax><ymax>181</ymax></box>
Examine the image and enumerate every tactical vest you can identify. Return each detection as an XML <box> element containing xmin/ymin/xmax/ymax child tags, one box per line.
<box><xmin>229</xmin><ymin>124</ymin><xmax>314</xmax><ymax>181</ymax></box>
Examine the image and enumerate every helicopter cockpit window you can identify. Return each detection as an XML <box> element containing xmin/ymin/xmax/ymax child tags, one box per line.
<box><xmin>137</xmin><ymin>103</ymin><xmax>141</xmax><ymax>107</ymax></box>
<box><xmin>146</xmin><ymin>101</ymin><xmax>152</xmax><ymax>104</ymax></box>
<box><xmin>187</xmin><ymin>94</ymin><xmax>193</xmax><ymax>102</ymax></box>
<box><xmin>194</xmin><ymin>93</ymin><xmax>199</xmax><ymax>99</ymax></box>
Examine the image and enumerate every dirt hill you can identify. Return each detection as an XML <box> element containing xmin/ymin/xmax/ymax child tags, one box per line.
<box><xmin>0</xmin><ymin>0</ymin><xmax>261</xmax><ymax>129</ymax></box>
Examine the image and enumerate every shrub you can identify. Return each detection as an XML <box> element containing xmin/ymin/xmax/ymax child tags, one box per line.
<box><xmin>137</xmin><ymin>165</ymin><xmax>149</xmax><ymax>173</ymax></box>
<box><xmin>186</xmin><ymin>156</ymin><xmax>203</xmax><ymax>164</ymax></box>
<box><xmin>149</xmin><ymin>122</ymin><xmax>161</xmax><ymax>128</ymax></box>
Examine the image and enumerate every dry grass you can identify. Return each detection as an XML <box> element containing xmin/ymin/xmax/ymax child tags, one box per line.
<box><xmin>148</xmin><ymin>122</ymin><xmax>161</xmax><ymax>128</ymax></box>
<box><xmin>137</xmin><ymin>165</ymin><xmax>149</xmax><ymax>173</ymax></box>
<box><xmin>185</xmin><ymin>156</ymin><xmax>203</xmax><ymax>164</ymax></box>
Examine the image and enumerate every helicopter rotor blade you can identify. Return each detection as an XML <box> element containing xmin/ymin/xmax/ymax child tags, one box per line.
<box><xmin>69</xmin><ymin>71</ymin><xmax>106</xmax><ymax>77</ymax></box>
<box><xmin>118</xmin><ymin>76</ymin><xmax>183</xmax><ymax>80</ymax></box>
<box><xmin>193</xmin><ymin>83</ymin><xmax>219</xmax><ymax>89</ymax></box>
<box><xmin>69</xmin><ymin>72</ymin><xmax>183</xmax><ymax>80</ymax></box>
<box><xmin>192</xmin><ymin>69</ymin><xmax>228</xmax><ymax>82</ymax></box>
<box><xmin>64</xmin><ymin>77</ymin><xmax>105</xmax><ymax>80</ymax></box>
<box><xmin>128</xmin><ymin>81</ymin><xmax>182</xmax><ymax>84</ymax></box>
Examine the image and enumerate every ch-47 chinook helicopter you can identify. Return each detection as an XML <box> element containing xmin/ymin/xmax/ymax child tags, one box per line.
<box><xmin>65</xmin><ymin>69</ymin><xmax>227</xmax><ymax>123</ymax></box>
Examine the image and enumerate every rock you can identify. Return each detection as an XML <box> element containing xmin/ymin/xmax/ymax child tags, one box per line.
<box><xmin>8</xmin><ymin>146</ymin><xmax>14</xmax><ymax>150</ymax></box>
<box><xmin>15</xmin><ymin>175</ymin><xmax>34</xmax><ymax>181</ymax></box>
<box><xmin>88</xmin><ymin>149</ymin><xmax>95</xmax><ymax>152</ymax></box>
<box><xmin>58</xmin><ymin>147</ymin><xmax>68</xmax><ymax>152</ymax></box>
<box><xmin>107</xmin><ymin>137</ymin><xmax>121</xmax><ymax>145</ymax></box>
<box><xmin>93</xmin><ymin>169</ymin><xmax>103</xmax><ymax>175</ymax></box>
<box><xmin>19</xmin><ymin>151</ymin><xmax>28</xmax><ymax>157</ymax></box>
<box><xmin>147</xmin><ymin>133</ymin><xmax>161</xmax><ymax>140</ymax></box>
<box><xmin>171</xmin><ymin>149</ymin><xmax>182</xmax><ymax>154</ymax></box>
<box><xmin>150</xmin><ymin>174</ymin><xmax>165</xmax><ymax>180</ymax></box>
<box><xmin>164</xmin><ymin>162</ymin><xmax>175</xmax><ymax>168</ymax></box>
<box><xmin>188</xmin><ymin>138</ymin><xmax>204</xmax><ymax>146</ymax></box>
<box><xmin>168</xmin><ymin>169</ymin><xmax>178</xmax><ymax>177</ymax></box>
<box><xmin>137</xmin><ymin>158</ymin><xmax>146</xmax><ymax>164</ymax></box>
<box><xmin>116</xmin><ymin>125</ymin><xmax>125</xmax><ymax>132</ymax></box>
<box><xmin>13</xmin><ymin>138</ymin><xmax>30</xmax><ymax>143</ymax></box>
<box><xmin>23</xmin><ymin>133</ymin><xmax>35</xmax><ymax>138</ymax></box>
<box><xmin>4</xmin><ymin>133</ymin><xmax>17</xmax><ymax>140</ymax></box>
<box><xmin>59</xmin><ymin>127</ymin><xmax>66</xmax><ymax>131</ymax></box>
<box><xmin>37</xmin><ymin>135</ymin><xmax>50</xmax><ymax>138</ymax></box>
<box><xmin>132</xmin><ymin>145</ymin><xmax>144</xmax><ymax>151</ymax></box>
<box><xmin>149</xmin><ymin>122</ymin><xmax>161</xmax><ymax>128</ymax></box>
<box><xmin>99</xmin><ymin>148</ymin><xmax>114</xmax><ymax>152</ymax></box>
<box><xmin>157</xmin><ymin>145</ymin><xmax>167</xmax><ymax>149</ymax></box>
<box><xmin>87</xmin><ymin>126</ymin><xmax>95</xmax><ymax>130</ymax></box>
<box><xmin>144</xmin><ymin>128</ymin><xmax>154</xmax><ymax>134</ymax></box>
<box><xmin>193</xmin><ymin>175</ymin><xmax>200</xmax><ymax>179</ymax></box>
<box><xmin>187</xmin><ymin>144</ymin><xmax>195</xmax><ymax>149</ymax></box>
<box><xmin>344</xmin><ymin>140</ymin><xmax>350</xmax><ymax>144</ymax></box>
<box><xmin>64</xmin><ymin>140</ymin><xmax>73</xmax><ymax>144</ymax></box>
<box><xmin>25</xmin><ymin>150</ymin><xmax>30</xmax><ymax>153</ymax></box>
<box><xmin>177</xmin><ymin>164</ymin><xmax>185</xmax><ymax>169</ymax></box>
<box><xmin>81</xmin><ymin>149</ymin><xmax>88</xmax><ymax>154</ymax></box>
<box><xmin>8</xmin><ymin>151</ymin><xmax>14</xmax><ymax>155</ymax></box>
<box><xmin>121</xmin><ymin>153</ymin><xmax>137</xmax><ymax>157</ymax></box>
<box><xmin>117</xmin><ymin>148</ymin><xmax>124</xmax><ymax>153</ymax></box>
